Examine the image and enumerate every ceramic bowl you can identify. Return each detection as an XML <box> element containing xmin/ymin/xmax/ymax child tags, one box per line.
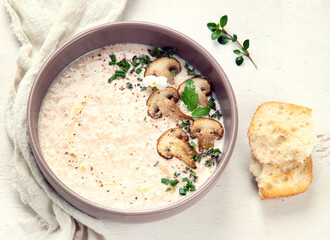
<box><xmin>27</xmin><ymin>22</ymin><xmax>238</xmax><ymax>222</ymax></box>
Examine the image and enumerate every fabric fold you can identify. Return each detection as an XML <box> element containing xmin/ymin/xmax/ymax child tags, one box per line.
<box><xmin>3</xmin><ymin>0</ymin><xmax>128</xmax><ymax>239</ymax></box>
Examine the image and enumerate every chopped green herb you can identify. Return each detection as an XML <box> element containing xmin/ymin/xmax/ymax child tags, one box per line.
<box><xmin>170</xmin><ymin>179</ymin><xmax>179</xmax><ymax>186</ymax></box>
<box><xmin>139</xmin><ymin>54</ymin><xmax>151</xmax><ymax>66</ymax></box>
<box><xmin>148</xmin><ymin>46</ymin><xmax>175</xmax><ymax>58</ymax></box>
<box><xmin>154</xmin><ymin>160</ymin><xmax>159</xmax><ymax>166</ymax></box>
<box><xmin>189</xmin><ymin>142</ymin><xmax>197</xmax><ymax>148</ymax></box>
<box><xmin>108</xmin><ymin>75</ymin><xmax>117</xmax><ymax>83</ymax></box>
<box><xmin>136</xmin><ymin>68</ymin><xmax>142</xmax><ymax>74</ymax></box>
<box><xmin>180</xmin><ymin>120</ymin><xmax>191</xmax><ymax>132</ymax></box>
<box><xmin>174</xmin><ymin>171</ymin><xmax>180</xmax><ymax>177</ymax></box>
<box><xmin>179</xmin><ymin>188</ymin><xmax>186</xmax><ymax>195</ymax></box>
<box><xmin>180</xmin><ymin>177</ymin><xmax>196</xmax><ymax>193</ymax></box>
<box><xmin>193</xmin><ymin>153</ymin><xmax>202</xmax><ymax>163</ymax></box>
<box><xmin>182</xmin><ymin>79</ymin><xmax>198</xmax><ymax>111</ymax></box>
<box><xmin>189</xmin><ymin>170</ymin><xmax>198</xmax><ymax>182</ymax></box>
<box><xmin>144</xmin><ymin>116</ymin><xmax>147</xmax><ymax>121</ymax></box>
<box><xmin>109</xmin><ymin>54</ymin><xmax>116</xmax><ymax>65</ymax></box>
<box><xmin>140</xmin><ymin>86</ymin><xmax>147</xmax><ymax>91</ymax></box>
<box><xmin>137</xmin><ymin>78</ymin><xmax>143</xmax><ymax>82</ymax></box>
<box><xmin>170</xmin><ymin>129</ymin><xmax>174</xmax><ymax>132</ymax></box>
<box><xmin>210</xmin><ymin>110</ymin><xmax>222</xmax><ymax>120</ymax></box>
<box><xmin>117</xmin><ymin>60</ymin><xmax>131</xmax><ymax>72</ymax></box>
<box><xmin>205</xmin><ymin>160</ymin><xmax>212</xmax><ymax>167</ymax></box>
<box><xmin>184</xmin><ymin>63</ymin><xmax>195</xmax><ymax>76</ymax></box>
<box><xmin>170</xmin><ymin>70</ymin><xmax>176</xmax><ymax>76</ymax></box>
<box><xmin>161</xmin><ymin>178</ymin><xmax>169</xmax><ymax>185</ymax></box>
<box><xmin>131</xmin><ymin>56</ymin><xmax>140</xmax><ymax>67</ymax></box>
<box><xmin>126</xmin><ymin>83</ymin><xmax>133</xmax><ymax>89</ymax></box>
<box><xmin>208</xmin><ymin>97</ymin><xmax>216</xmax><ymax>110</ymax></box>
<box><xmin>185</xmin><ymin>166</ymin><xmax>190</xmax><ymax>171</ymax></box>
<box><xmin>166</xmin><ymin>187</ymin><xmax>172</xmax><ymax>192</ymax></box>
<box><xmin>192</xmin><ymin>107</ymin><xmax>210</xmax><ymax>119</ymax></box>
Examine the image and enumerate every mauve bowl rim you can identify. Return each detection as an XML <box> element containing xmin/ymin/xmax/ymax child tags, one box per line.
<box><xmin>27</xmin><ymin>21</ymin><xmax>238</xmax><ymax>217</ymax></box>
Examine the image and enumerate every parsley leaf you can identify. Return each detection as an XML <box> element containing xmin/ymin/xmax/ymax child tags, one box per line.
<box><xmin>181</xmin><ymin>79</ymin><xmax>198</xmax><ymax>111</ymax></box>
<box><xmin>192</xmin><ymin>107</ymin><xmax>210</xmax><ymax>119</ymax></box>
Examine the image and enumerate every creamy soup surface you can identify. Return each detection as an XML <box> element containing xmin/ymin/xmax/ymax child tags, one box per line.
<box><xmin>39</xmin><ymin>43</ymin><xmax>224</xmax><ymax>210</ymax></box>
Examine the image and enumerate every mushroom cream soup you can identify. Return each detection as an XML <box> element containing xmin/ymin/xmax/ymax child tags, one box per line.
<box><xmin>38</xmin><ymin>43</ymin><xmax>224</xmax><ymax>210</ymax></box>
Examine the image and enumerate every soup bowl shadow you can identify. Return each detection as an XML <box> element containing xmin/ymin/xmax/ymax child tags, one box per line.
<box><xmin>27</xmin><ymin>21</ymin><xmax>238</xmax><ymax>222</ymax></box>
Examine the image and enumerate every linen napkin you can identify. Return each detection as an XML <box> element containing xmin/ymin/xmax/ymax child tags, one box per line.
<box><xmin>2</xmin><ymin>0</ymin><xmax>127</xmax><ymax>239</ymax></box>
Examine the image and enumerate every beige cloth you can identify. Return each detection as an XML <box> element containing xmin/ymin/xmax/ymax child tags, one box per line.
<box><xmin>2</xmin><ymin>0</ymin><xmax>127</xmax><ymax>239</ymax></box>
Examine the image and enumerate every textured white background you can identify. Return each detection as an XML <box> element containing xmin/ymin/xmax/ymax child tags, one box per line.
<box><xmin>1</xmin><ymin>0</ymin><xmax>330</xmax><ymax>239</ymax></box>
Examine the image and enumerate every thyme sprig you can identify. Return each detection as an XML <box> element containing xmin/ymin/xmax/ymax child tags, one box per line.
<box><xmin>193</xmin><ymin>146</ymin><xmax>222</xmax><ymax>167</ymax></box>
<box><xmin>148</xmin><ymin>46</ymin><xmax>175</xmax><ymax>58</ymax></box>
<box><xmin>207</xmin><ymin>15</ymin><xmax>257</xmax><ymax>69</ymax></box>
<box><xmin>178</xmin><ymin>120</ymin><xmax>191</xmax><ymax>132</ymax></box>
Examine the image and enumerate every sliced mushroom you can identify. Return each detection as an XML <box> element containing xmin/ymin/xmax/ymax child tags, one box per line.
<box><xmin>157</xmin><ymin>128</ymin><xmax>197</xmax><ymax>169</ymax></box>
<box><xmin>145</xmin><ymin>57</ymin><xmax>181</xmax><ymax>85</ymax></box>
<box><xmin>178</xmin><ymin>78</ymin><xmax>211</xmax><ymax>107</ymax></box>
<box><xmin>147</xmin><ymin>87</ymin><xmax>193</xmax><ymax>122</ymax></box>
<box><xmin>190</xmin><ymin>119</ymin><xmax>224</xmax><ymax>151</ymax></box>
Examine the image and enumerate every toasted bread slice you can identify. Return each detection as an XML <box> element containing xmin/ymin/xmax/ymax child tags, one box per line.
<box><xmin>250</xmin><ymin>155</ymin><xmax>313</xmax><ymax>200</ymax></box>
<box><xmin>248</xmin><ymin>102</ymin><xmax>317</xmax><ymax>164</ymax></box>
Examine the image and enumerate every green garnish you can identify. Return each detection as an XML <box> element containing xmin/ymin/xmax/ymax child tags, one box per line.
<box><xmin>109</xmin><ymin>54</ymin><xmax>116</xmax><ymax>65</ymax></box>
<box><xmin>207</xmin><ymin>15</ymin><xmax>257</xmax><ymax>69</ymax></box>
<box><xmin>208</xmin><ymin>97</ymin><xmax>216</xmax><ymax>110</ymax></box>
<box><xmin>193</xmin><ymin>146</ymin><xmax>222</xmax><ymax>167</ymax></box>
<box><xmin>205</xmin><ymin>160</ymin><xmax>212</xmax><ymax>167</ymax></box>
<box><xmin>170</xmin><ymin>179</ymin><xmax>179</xmax><ymax>186</ymax></box>
<box><xmin>179</xmin><ymin>188</ymin><xmax>186</xmax><ymax>195</ymax></box>
<box><xmin>139</xmin><ymin>54</ymin><xmax>151</xmax><ymax>66</ymax></box>
<box><xmin>192</xmin><ymin>107</ymin><xmax>210</xmax><ymax>119</ymax></box>
<box><xmin>117</xmin><ymin>60</ymin><xmax>131</xmax><ymax>72</ymax></box>
<box><xmin>189</xmin><ymin>171</ymin><xmax>198</xmax><ymax>182</ymax></box>
<box><xmin>184</xmin><ymin>63</ymin><xmax>195</xmax><ymax>76</ymax></box>
<box><xmin>170</xmin><ymin>70</ymin><xmax>176</xmax><ymax>76</ymax></box>
<box><xmin>180</xmin><ymin>120</ymin><xmax>190</xmax><ymax>132</ymax></box>
<box><xmin>174</xmin><ymin>171</ymin><xmax>180</xmax><ymax>177</ymax></box>
<box><xmin>210</xmin><ymin>110</ymin><xmax>222</xmax><ymax>120</ymax></box>
<box><xmin>131</xmin><ymin>56</ymin><xmax>140</xmax><ymax>67</ymax></box>
<box><xmin>136</xmin><ymin>68</ymin><xmax>142</xmax><ymax>74</ymax></box>
<box><xmin>181</xmin><ymin>80</ymin><xmax>211</xmax><ymax>118</ymax></box>
<box><xmin>193</xmin><ymin>153</ymin><xmax>202</xmax><ymax>163</ymax></box>
<box><xmin>126</xmin><ymin>83</ymin><xmax>133</xmax><ymax>89</ymax></box>
<box><xmin>161</xmin><ymin>178</ymin><xmax>169</xmax><ymax>185</ymax></box>
<box><xmin>181</xmin><ymin>79</ymin><xmax>198</xmax><ymax>111</ymax></box>
<box><xmin>108</xmin><ymin>75</ymin><xmax>117</xmax><ymax>83</ymax></box>
<box><xmin>166</xmin><ymin>188</ymin><xmax>172</xmax><ymax>192</ymax></box>
<box><xmin>181</xmin><ymin>177</ymin><xmax>195</xmax><ymax>192</ymax></box>
<box><xmin>148</xmin><ymin>46</ymin><xmax>175</xmax><ymax>58</ymax></box>
<box><xmin>189</xmin><ymin>142</ymin><xmax>197</xmax><ymax>149</ymax></box>
<box><xmin>144</xmin><ymin>116</ymin><xmax>147</xmax><ymax>121</ymax></box>
<box><xmin>140</xmin><ymin>86</ymin><xmax>147</xmax><ymax>91</ymax></box>
<box><xmin>137</xmin><ymin>78</ymin><xmax>143</xmax><ymax>82</ymax></box>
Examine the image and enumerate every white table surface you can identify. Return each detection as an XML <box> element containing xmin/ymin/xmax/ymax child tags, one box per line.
<box><xmin>1</xmin><ymin>0</ymin><xmax>330</xmax><ymax>239</ymax></box>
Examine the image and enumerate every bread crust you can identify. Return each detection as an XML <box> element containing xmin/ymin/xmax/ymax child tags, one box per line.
<box><xmin>259</xmin><ymin>156</ymin><xmax>313</xmax><ymax>200</ymax></box>
<box><xmin>247</xmin><ymin>101</ymin><xmax>316</xmax><ymax>165</ymax></box>
<box><xmin>248</xmin><ymin>102</ymin><xmax>315</xmax><ymax>199</ymax></box>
